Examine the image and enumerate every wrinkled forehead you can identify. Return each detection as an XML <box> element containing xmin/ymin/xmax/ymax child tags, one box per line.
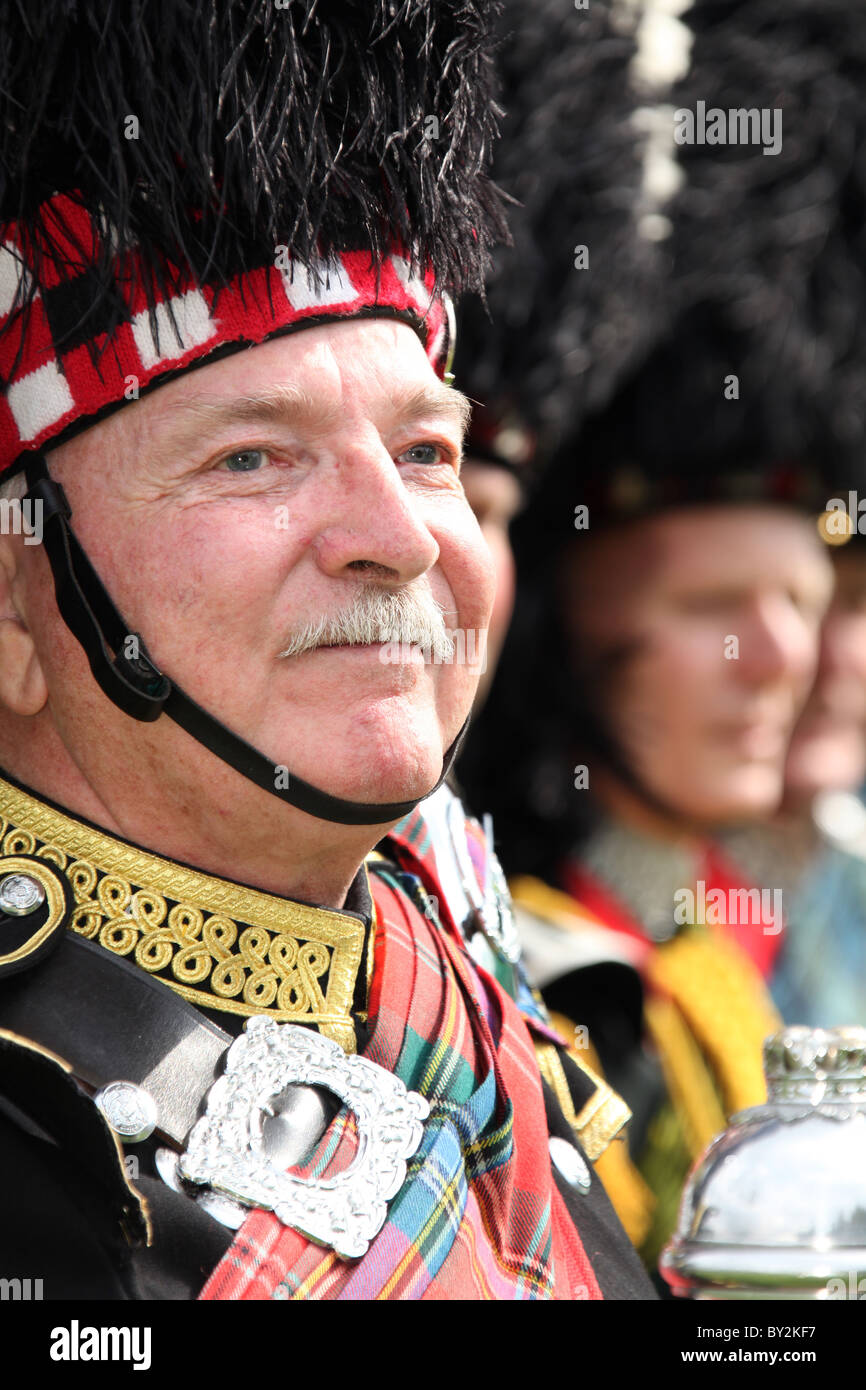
<box><xmin>47</xmin><ymin>318</ymin><xmax>471</xmax><ymax>477</ymax></box>
<box><xmin>0</xmin><ymin>214</ymin><xmax>454</xmax><ymax>483</ymax></box>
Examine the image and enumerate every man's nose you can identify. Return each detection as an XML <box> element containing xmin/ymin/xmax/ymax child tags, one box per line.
<box><xmin>311</xmin><ymin>442</ymin><xmax>440</xmax><ymax>583</ymax></box>
<box><xmin>736</xmin><ymin>594</ymin><xmax>815</xmax><ymax>683</ymax></box>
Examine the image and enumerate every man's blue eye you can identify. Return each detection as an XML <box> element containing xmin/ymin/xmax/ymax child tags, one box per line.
<box><xmin>224</xmin><ymin>449</ymin><xmax>267</xmax><ymax>472</ymax></box>
<box><xmin>400</xmin><ymin>444</ymin><xmax>442</xmax><ymax>465</ymax></box>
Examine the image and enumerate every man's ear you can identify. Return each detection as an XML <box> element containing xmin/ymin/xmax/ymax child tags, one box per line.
<box><xmin>0</xmin><ymin>536</ymin><xmax>49</xmax><ymax>716</ymax></box>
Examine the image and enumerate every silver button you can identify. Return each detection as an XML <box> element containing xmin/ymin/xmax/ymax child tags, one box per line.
<box><xmin>94</xmin><ymin>1081</ymin><xmax>158</xmax><ymax>1144</ymax></box>
<box><xmin>0</xmin><ymin>872</ymin><xmax>46</xmax><ymax>917</ymax></box>
<box><xmin>549</xmin><ymin>1136</ymin><xmax>591</xmax><ymax>1193</ymax></box>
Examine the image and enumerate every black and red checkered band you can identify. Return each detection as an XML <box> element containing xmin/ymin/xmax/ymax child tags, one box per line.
<box><xmin>0</xmin><ymin>194</ymin><xmax>451</xmax><ymax>478</ymax></box>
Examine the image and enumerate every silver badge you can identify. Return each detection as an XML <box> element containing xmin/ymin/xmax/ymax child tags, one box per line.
<box><xmin>94</xmin><ymin>1081</ymin><xmax>158</xmax><ymax>1143</ymax></box>
<box><xmin>0</xmin><ymin>872</ymin><xmax>45</xmax><ymax>917</ymax></box>
<box><xmin>179</xmin><ymin>1016</ymin><xmax>429</xmax><ymax>1259</ymax></box>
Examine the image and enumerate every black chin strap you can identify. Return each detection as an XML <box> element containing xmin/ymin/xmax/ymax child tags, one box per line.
<box><xmin>24</xmin><ymin>453</ymin><xmax>469</xmax><ymax>826</ymax></box>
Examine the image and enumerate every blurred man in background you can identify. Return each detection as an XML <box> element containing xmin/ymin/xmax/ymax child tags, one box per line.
<box><xmin>725</xmin><ymin>530</ymin><xmax>866</xmax><ymax>1027</ymax></box>
<box><xmin>460</xmin><ymin>0</ymin><xmax>866</xmax><ymax>1272</ymax></box>
<box><xmin>444</xmin><ymin>0</ymin><xmax>668</xmax><ymax>1246</ymax></box>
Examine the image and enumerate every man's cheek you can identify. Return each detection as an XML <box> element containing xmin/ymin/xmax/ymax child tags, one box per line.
<box><xmin>449</xmin><ymin>518</ymin><xmax>497</xmax><ymax>616</ymax></box>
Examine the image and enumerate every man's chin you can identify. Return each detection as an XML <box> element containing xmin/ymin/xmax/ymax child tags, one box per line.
<box><xmin>690</xmin><ymin>766</ymin><xmax>785</xmax><ymax>824</ymax></box>
<box><xmin>257</xmin><ymin>693</ymin><xmax>468</xmax><ymax>816</ymax></box>
<box><xmin>275</xmin><ymin>737</ymin><xmax>450</xmax><ymax>817</ymax></box>
<box><xmin>315</xmin><ymin>768</ymin><xmax>443</xmax><ymax>817</ymax></box>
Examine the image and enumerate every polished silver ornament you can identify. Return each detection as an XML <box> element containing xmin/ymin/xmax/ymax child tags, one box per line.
<box><xmin>661</xmin><ymin>1026</ymin><xmax>866</xmax><ymax>1299</ymax></box>
<box><xmin>0</xmin><ymin>872</ymin><xmax>45</xmax><ymax>916</ymax></box>
<box><xmin>94</xmin><ymin>1081</ymin><xmax>158</xmax><ymax>1144</ymax></box>
<box><xmin>179</xmin><ymin>1016</ymin><xmax>429</xmax><ymax>1259</ymax></box>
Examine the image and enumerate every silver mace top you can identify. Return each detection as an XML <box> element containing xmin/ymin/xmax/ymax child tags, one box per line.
<box><xmin>661</xmin><ymin>1026</ymin><xmax>866</xmax><ymax>1300</ymax></box>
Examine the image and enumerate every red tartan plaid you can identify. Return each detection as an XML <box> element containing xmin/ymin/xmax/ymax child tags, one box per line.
<box><xmin>0</xmin><ymin>193</ymin><xmax>450</xmax><ymax>477</ymax></box>
<box><xmin>199</xmin><ymin>846</ymin><xmax>602</xmax><ymax>1302</ymax></box>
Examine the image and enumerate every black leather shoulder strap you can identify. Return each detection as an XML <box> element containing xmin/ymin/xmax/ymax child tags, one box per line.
<box><xmin>0</xmin><ymin>932</ymin><xmax>231</xmax><ymax>1146</ymax></box>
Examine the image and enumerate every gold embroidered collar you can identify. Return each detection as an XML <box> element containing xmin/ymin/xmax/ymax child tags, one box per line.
<box><xmin>0</xmin><ymin>773</ymin><xmax>370</xmax><ymax>1054</ymax></box>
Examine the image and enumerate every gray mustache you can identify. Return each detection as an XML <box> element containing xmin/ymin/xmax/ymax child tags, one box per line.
<box><xmin>277</xmin><ymin>587</ymin><xmax>455</xmax><ymax>662</ymax></box>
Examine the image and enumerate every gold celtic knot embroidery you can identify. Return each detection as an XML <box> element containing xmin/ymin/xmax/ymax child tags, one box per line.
<box><xmin>0</xmin><ymin>779</ymin><xmax>366</xmax><ymax>1052</ymax></box>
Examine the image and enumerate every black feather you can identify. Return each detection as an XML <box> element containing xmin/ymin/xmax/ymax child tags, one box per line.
<box><xmin>453</xmin><ymin>0</ymin><xmax>665</xmax><ymax>463</ymax></box>
<box><xmin>0</xmin><ymin>0</ymin><xmax>508</xmax><ymax>334</ymax></box>
<box><xmin>523</xmin><ymin>0</ymin><xmax>866</xmax><ymax>513</ymax></box>
<box><xmin>653</xmin><ymin>0</ymin><xmax>866</xmax><ymax>489</ymax></box>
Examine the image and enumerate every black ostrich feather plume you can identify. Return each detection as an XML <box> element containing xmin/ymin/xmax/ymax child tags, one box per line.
<box><xmin>662</xmin><ymin>0</ymin><xmax>866</xmax><ymax>486</ymax></box>
<box><xmin>453</xmin><ymin>0</ymin><xmax>665</xmax><ymax>463</ymax></box>
<box><xmin>0</xmin><ymin>0</ymin><xmax>509</xmax><ymax>324</ymax></box>
<box><xmin>534</xmin><ymin>0</ymin><xmax>866</xmax><ymax>512</ymax></box>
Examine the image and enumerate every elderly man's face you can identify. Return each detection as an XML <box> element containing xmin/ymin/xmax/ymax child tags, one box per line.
<box><xmin>18</xmin><ymin>319</ymin><xmax>495</xmax><ymax>817</ymax></box>
<box><xmin>560</xmin><ymin>506</ymin><xmax>834</xmax><ymax>825</ymax></box>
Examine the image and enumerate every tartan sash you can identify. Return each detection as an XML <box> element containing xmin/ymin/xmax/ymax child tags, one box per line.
<box><xmin>199</xmin><ymin>837</ymin><xmax>601</xmax><ymax>1301</ymax></box>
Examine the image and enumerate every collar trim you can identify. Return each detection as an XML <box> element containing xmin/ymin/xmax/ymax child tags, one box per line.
<box><xmin>0</xmin><ymin>774</ymin><xmax>367</xmax><ymax>1052</ymax></box>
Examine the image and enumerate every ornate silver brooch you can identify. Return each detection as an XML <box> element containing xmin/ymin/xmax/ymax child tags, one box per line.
<box><xmin>179</xmin><ymin>1016</ymin><xmax>429</xmax><ymax>1259</ymax></box>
